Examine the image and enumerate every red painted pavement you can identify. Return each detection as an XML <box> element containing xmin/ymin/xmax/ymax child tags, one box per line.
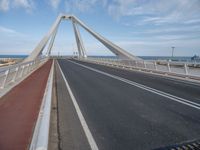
<box><xmin>0</xmin><ymin>60</ymin><xmax>52</xmax><ymax>150</ymax></box>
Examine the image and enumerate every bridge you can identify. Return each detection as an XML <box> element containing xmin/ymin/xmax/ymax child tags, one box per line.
<box><xmin>0</xmin><ymin>14</ymin><xmax>200</xmax><ymax>150</ymax></box>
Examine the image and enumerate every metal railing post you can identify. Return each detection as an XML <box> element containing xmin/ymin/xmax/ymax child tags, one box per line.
<box><xmin>28</xmin><ymin>63</ymin><xmax>32</xmax><ymax>73</ymax></box>
<box><xmin>154</xmin><ymin>61</ymin><xmax>157</xmax><ymax>71</ymax></box>
<box><xmin>135</xmin><ymin>61</ymin><xmax>138</xmax><ymax>68</ymax></box>
<box><xmin>117</xmin><ymin>60</ymin><xmax>120</xmax><ymax>67</ymax></box>
<box><xmin>184</xmin><ymin>63</ymin><xmax>189</xmax><ymax>75</ymax></box>
<box><xmin>25</xmin><ymin>64</ymin><xmax>29</xmax><ymax>74</ymax></box>
<box><xmin>20</xmin><ymin>65</ymin><xmax>25</xmax><ymax>78</ymax></box>
<box><xmin>1</xmin><ymin>69</ymin><xmax>10</xmax><ymax>89</ymax></box>
<box><xmin>25</xmin><ymin>64</ymin><xmax>30</xmax><ymax>75</ymax></box>
<box><xmin>12</xmin><ymin>67</ymin><xmax>19</xmax><ymax>82</ymax></box>
<box><xmin>167</xmin><ymin>62</ymin><xmax>171</xmax><ymax>72</ymax></box>
<box><xmin>128</xmin><ymin>60</ymin><xmax>131</xmax><ymax>67</ymax></box>
<box><xmin>30</xmin><ymin>62</ymin><xmax>33</xmax><ymax>71</ymax></box>
<box><xmin>32</xmin><ymin>61</ymin><xmax>36</xmax><ymax>70</ymax></box>
<box><xmin>143</xmin><ymin>61</ymin><xmax>147</xmax><ymax>69</ymax></box>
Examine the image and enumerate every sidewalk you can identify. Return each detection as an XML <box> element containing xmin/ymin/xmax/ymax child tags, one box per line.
<box><xmin>0</xmin><ymin>60</ymin><xmax>52</xmax><ymax>150</ymax></box>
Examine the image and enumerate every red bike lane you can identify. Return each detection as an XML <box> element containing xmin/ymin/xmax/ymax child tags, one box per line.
<box><xmin>0</xmin><ymin>60</ymin><xmax>52</xmax><ymax>150</ymax></box>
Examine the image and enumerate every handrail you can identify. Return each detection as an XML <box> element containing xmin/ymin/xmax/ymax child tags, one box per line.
<box><xmin>80</xmin><ymin>57</ymin><xmax>200</xmax><ymax>80</ymax></box>
<box><xmin>0</xmin><ymin>58</ymin><xmax>47</xmax><ymax>89</ymax></box>
<box><xmin>29</xmin><ymin>60</ymin><xmax>54</xmax><ymax>150</ymax></box>
<box><xmin>0</xmin><ymin>59</ymin><xmax>33</xmax><ymax>72</ymax></box>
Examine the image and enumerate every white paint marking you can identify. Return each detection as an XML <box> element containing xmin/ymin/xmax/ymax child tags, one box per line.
<box><xmin>68</xmin><ymin>59</ymin><xmax>200</xmax><ymax>110</ymax></box>
<box><xmin>57</xmin><ymin>61</ymin><xmax>99</xmax><ymax>150</ymax></box>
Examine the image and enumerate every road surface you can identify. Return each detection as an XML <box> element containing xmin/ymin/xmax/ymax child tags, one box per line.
<box><xmin>56</xmin><ymin>58</ymin><xmax>200</xmax><ymax>150</ymax></box>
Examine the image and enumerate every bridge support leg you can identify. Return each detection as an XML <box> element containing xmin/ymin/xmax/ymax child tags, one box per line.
<box><xmin>24</xmin><ymin>14</ymin><xmax>141</xmax><ymax>62</ymax></box>
<box><xmin>24</xmin><ymin>14</ymin><xmax>63</xmax><ymax>62</ymax></box>
<box><xmin>71</xmin><ymin>16</ymin><xmax>140</xmax><ymax>60</ymax></box>
<box><xmin>46</xmin><ymin>27</ymin><xmax>58</xmax><ymax>56</ymax></box>
<box><xmin>72</xmin><ymin>21</ymin><xmax>87</xmax><ymax>58</ymax></box>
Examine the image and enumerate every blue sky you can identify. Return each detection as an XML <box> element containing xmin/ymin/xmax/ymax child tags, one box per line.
<box><xmin>0</xmin><ymin>0</ymin><xmax>200</xmax><ymax>56</ymax></box>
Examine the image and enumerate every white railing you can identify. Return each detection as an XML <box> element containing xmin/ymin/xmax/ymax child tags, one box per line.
<box><xmin>29</xmin><ymin>60</ymin><xmax>54</xmax><ymax>150</ymax></box>
<box><xmin>0</xmin><ymin>58</ymin><xmax>47</xmax><ymax>90</ymax></box>
<box><xmin>80</xmin><ymin>57</ymin><xmax>200</xmax><ymax>80</ymax></box>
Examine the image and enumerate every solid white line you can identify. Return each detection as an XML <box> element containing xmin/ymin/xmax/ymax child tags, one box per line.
<box><xmin>67</xmin><ymin>59</ymin><xmax>200</xmax><ymax>110</ymax></box>
<box><xmin>57</xmin><ymin>61</ymin><xmax>99</xmax><ymax>150</ymax></box>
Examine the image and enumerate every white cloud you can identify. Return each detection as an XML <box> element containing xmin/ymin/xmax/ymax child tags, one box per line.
<box><xmin>13</xmin><ymin>0</ymin><xmax>34</xmax><ymax>11</ymax></box>
<box><xmin>62</xmin><ymin>0</ymin><xmax>200</xmax><ymax>26</ymax></box>
<box><xmin>49</xmin><ymin>0</ymin><xmax>60</xmax><ymax>9</ymax></box>
<box><xmin>0</xmin><ymin>0</ymin><xmax>9</xmax><ymax>11</ymax></box>
<box><xmin>132</xmin><ymin>25</ymin><xmax>200</xmax><ymax>35</ymax></box>
<box><xmin>65</xmin><ymin>0</ymin><xmax>105</xmax><ymax>13</ymax></box>
<box><xmin>0</xmin><ymin>26</ymin><xmax>31</xmax><ymax>54</ymax></box>
<box><xmin>0</xmin><ymin>26</ymin><xmax>18</xmax><ymax>34</ymax></box>
<box><xmin>0</xmin><ymin>0</ymin><xmax>200</xmax><ymax>56</ymax></box>
<box><xmin>106</xmin><ymin>0</ymin><xmax>200</xmax><ymax>24</ymax></box>
<box><xmin>184</xmin><ymin>19</ymin><xmax>200</xmax><ymax>24</ymax></box>
<box><xmin>0</xmin><ymin>25</ymin><xmax>26</xmax><ymax>38</ymax></box>
<box><xmin>75</xmin><ymin>0</ymin><xmax>97</xmax><ymax>12</ymax></box>
<box><xmin>0</xmin><ymin>0</ymin><xmax>34</xmax><ymax>12</ymax></box>
<box><xmin>107</xmin><ymin>0</ymin><xmax>140</xmax><ymax>19</ymax></box>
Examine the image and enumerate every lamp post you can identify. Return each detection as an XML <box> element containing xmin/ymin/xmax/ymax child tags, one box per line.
<box><xmin>171</xmin><ymin>46</ymin><xmax>175</xmax><ymax>58</ymax></box>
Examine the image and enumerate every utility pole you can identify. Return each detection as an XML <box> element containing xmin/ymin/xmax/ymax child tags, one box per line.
<box><xmin>171</xmin><ymin>46</ymin><xmax>175</xmax><ymax>58</ymax></box>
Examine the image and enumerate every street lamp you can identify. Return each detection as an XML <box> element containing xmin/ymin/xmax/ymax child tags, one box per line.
<box><xmin>171</xmin><ymin>46</ymin><xmax>175</xmax><ymax>58</ymax></box>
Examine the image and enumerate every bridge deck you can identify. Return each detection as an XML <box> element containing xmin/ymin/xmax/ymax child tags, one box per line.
<box><xmin>0</xmin><ymin>60</ymin><xmax>52</xmax><ymax>150</ymax></box>
<box><xmin>56</xmin><ymin>58</ymin><xmax>200</xmax><ymax>150</ymax></box>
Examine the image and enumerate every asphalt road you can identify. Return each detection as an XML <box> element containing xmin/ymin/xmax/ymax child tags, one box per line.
<box><xmin>55</xmin><ymin>61</ymin><xmax>91</xmax><ymax>150</ymax></box>
<box><xmin>57</xmin><ymin>59</ymin><xmax>200</xmax><ymax>150</ymax></box>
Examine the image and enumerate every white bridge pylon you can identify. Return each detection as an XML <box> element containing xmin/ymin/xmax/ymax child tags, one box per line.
<box><xmin>24</xmin><ymin>13</ymin><xmax>141</xmax><ymax>62</ymax></box>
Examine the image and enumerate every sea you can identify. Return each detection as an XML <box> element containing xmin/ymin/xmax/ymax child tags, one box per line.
<box><xmin>0</xmin><ymin>55</ymin><xmax>198</xmax><ymax>62</ymax></box>
<box><xmin>89</xmin><ymin>56</ymin><xmax>196</xmax><ymax>62</ymax></box>
<box><xmin>0</xmin><ymin>55</ymin><xmax>28</xmax><ymax>59</ymax></box>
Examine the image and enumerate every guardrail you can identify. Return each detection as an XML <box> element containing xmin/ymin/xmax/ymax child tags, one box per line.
<box><xmin>29</xmin><ymin>60</ymin><xmax>54</xmax><ymax>150</ymax></box>
<box><xmin>80</xmin><ymin>57</ymin><xmax>200</xmax><ymax>80</ymax></box>
<box><xmin>0</xmin><ymin>58</ymin><xmax>47</xmax><ymax>90</ymax></box>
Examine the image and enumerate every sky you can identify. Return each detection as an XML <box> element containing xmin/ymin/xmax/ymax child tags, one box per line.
<box><xmin>0</xmin><ymin>0</ymin><xmax>200</xmax><ymax>56</ymax></box>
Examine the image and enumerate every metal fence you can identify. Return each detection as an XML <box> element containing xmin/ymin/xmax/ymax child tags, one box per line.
<box><xmin>81</xmin><ymin>57</ymin><xmax>200</xmax><ymax>79</ymax></box>
<box><xmin>0</xmin><ymin>58</ymin><xmax>47</xmax><ymax>90</ymax></box>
